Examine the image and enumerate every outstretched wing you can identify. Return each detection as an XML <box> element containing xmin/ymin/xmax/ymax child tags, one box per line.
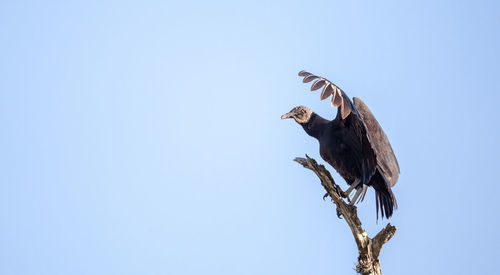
<box><xmin>353</xmin><ymin>98</ymin><xmax>400</xmax><ymax>187</ymax></box>
<box><xmin>298</xmin><ymin>70</ymin><xmax>377</xmax><ymax>186</ymax></box>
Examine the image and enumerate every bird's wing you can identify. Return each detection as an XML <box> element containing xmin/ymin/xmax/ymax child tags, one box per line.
<box><xmin>298</xmin><ymin>70</ymin><xmax>378</xmax><ymax>186</ymax></box>
<box><xmin>298</xmin><ymin>70</ymin><xmax>356</xmax><ymax>119</ymax></box>
<box><xmin>353</xmin><ymin>97</ymin><xmax>400</xmax><ymax>187</ymax></box>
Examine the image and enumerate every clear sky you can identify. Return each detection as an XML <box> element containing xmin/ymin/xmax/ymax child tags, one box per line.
<box><xmin>1</xmin><ymin>1</ymin><xmax>499</xmax><ymax>274</ymax></box>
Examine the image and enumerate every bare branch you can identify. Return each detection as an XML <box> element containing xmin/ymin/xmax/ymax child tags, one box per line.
<box><xmin>372</xmin><ymin>223</ymin><xmax>397</xmax><ymax>258</ymax></box>
<box><xmin>294</xmin><ymin>155</ymin><xmax>397</xmax><ymax>275</ymax></box>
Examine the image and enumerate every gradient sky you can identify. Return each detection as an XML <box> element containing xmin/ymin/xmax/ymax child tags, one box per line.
<box><xmin>1</xmin><ymin>1</ymin><xmax>499</xmax><ymax>274</ymax></box>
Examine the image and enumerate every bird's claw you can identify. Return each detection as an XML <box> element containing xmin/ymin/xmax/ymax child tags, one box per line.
<box><xmin>322</xmin><ymin>192</ymin><xmax>329</xmax><ymax>201</ymax></box>
<box><xmin>336</xmin><ymin>207</ymin><xmax>343</xmax><ymax>219</ymax></box>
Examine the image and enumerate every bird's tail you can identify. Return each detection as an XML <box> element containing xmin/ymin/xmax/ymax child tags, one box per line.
<box><xmin>372</xmin><ymin>170</ymin><xmax>398</xmax><ymax>220</ymax></box>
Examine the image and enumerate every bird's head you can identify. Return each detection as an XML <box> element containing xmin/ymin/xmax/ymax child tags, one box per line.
<box><xmin>281</xmin><ymin>106</ymin><xmax>313</xmax><ymax>124</ymax></box>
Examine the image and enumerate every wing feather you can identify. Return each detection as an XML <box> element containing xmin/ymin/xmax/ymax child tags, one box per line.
<box><xmin>320</xmin><ymin>84</ymin><xmax>333</xmax><ymax>100</ymax></box>
<box><xmin>311</xmin><ymin>79</ymin><xmax>326</xmax><ymax>91</ymax></box>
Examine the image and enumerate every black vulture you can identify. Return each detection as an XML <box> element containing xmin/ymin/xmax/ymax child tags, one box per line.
<box><xmin>282</xmin><ymin>71</ymin><xmax>400</xmax><ymax>219</ymax></box>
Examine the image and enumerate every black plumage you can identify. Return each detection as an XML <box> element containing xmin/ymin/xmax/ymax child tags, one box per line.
<box><xmin>282</xmin><ymin>71</ymin><xmax>400</xmax><ymax>219</ymax></box>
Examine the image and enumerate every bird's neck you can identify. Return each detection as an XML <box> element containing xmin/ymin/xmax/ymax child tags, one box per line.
<box><xmin>301</xmin><ymin>113</ymin><xmax>329</xmax><ymax>139</ymax></box>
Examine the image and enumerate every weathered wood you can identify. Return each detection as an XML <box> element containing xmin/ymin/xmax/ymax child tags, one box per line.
<box><xmin>294</xmin><ymin>155</ymin><xmax>397</xmax><ymax>275</ymax></box>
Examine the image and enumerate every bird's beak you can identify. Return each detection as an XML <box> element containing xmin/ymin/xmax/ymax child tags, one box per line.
<box><xmin>281</xmin><ymin>111</ymin><xmax>296</xmax><ymax>119</ymax></box>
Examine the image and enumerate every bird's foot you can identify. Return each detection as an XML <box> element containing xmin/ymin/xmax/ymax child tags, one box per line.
<box><xmin>341</xmin><ymin>191</ymin><xmax>352</xmax><ymax>204</ymax></box>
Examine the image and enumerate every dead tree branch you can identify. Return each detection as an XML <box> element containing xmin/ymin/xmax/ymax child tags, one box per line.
<box><xmin>294</xmin><ymin>155</ymin><xmax>396</xmax><ymax>275</ymax></box>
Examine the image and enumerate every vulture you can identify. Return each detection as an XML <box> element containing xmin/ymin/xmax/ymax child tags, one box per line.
<box><xmin>282</xmin><ymin>71</ymin><xmax>400</xmax><ymax>219</ymax></box>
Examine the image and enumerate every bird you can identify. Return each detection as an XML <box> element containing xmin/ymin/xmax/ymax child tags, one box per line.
<box><xmin>282</xmin><ymin>71</ymin><xmax>400</xmax><ymax>219</ymax></box>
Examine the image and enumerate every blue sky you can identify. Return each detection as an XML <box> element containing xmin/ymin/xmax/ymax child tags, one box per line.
<box><xmin>1</xmin><ymin>1</ymin><xmax>499</xmax><ymax>274</ymax></box>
